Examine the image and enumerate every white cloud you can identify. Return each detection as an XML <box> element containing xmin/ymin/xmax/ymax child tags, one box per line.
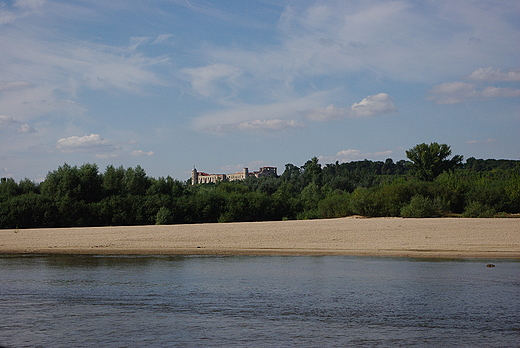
<box><xmin>128</xmin><ymin>36</ymin><xmax>152</xmax><ymax>51</ymax></box>
<box><xmin>0</xmin><ymin>115</ymin><xmax>35</xmax><ymax>133</ymax></box>
<box><xmin>75</xmin><ymin>49</ymin><xmax>168</xmax><ymax>92</ymax></box>
<box><xmin>204</xmin><ymin>0</ymin><xmax>520</xmax><ymax>93</ymax></box>
<box><xmin>152</xmin><ymin>34</ymin><xmax>174</xmax><ymax>44</ymax></box>
<box><xmin>374</xmin><ymin>150</ymin><xmax>395</xmax><ymax>157</ymax></box>
<box><xmin>193</xmin><ymin>92</ymin><xmax>327</xmax><ymax>130</ymax></box>
<box><xmin>183</xmin><ymin>64</ymin><xmax>243</xmax><ymax>99</ymax></box>
<box><xmin>56</xmin><ymin>134</ymin><xmax>118</xmax><ymax>153</ymax></box>
<box><xmin>466</xmin><ymin>139</ymin><xmax>497</xmax><ymax>144</ymax></box>
<box><xmin>237</xmin><ymin>119</ymin><xmax>303</xmax><ymax>132</ymax></box>
<box><xmin>18</xmin><ymin>123</ymin><xmax>36</xmax><ymax>133</ymax></box>
<box><xmin>336</xmin><ymin>149</ymin><xmax>363</xmax><ymax>159</ymax></box>
<box><xmin>305</xmin><ymin>104</ymin><xmax>349</xmax><ymax>121</ymax></box>
<box><xmin>95</xmin><ymin>154</ymin><xmax>118</xmax><ymax>159</ymax></box>
<box><xmin>427</xmin><ymin>82</ymin><xmax>476</xmax><ymax>104</ymax></box>
<box><xmin>0</xmin><ymin>84</ymin><xmax>86</xmax><ymax>122</ymax></box>
<box><xmin>131</xmin><ymin>150</ymin><xmax>154</xmax><ymax>156</ymax></box>
<box><xmin>350</xmin><ymin>93</ymin><xmax>397</xmax><ymax>117</ymax></box>
<box><xmin>480</xmin><ymin>86</ymin><xmax>520</xmax><ymax>98</ymax></box>
<box><xmin>0</xmin><ymin>81</ymin><xmax>32</xmax><ymax>91</ymax></box>
<box><xmin>208</xmin><ymin>119</ymin><xmax>304</xmax><ymax>133</ymax></box>
<box><xmin>195</xmin><ymin>91</ymin><xmax>397</xmax><ymax>133</ymax></box>
<box><xmin>335</xmin><ymin>149</ymin><xmax>394</xmax><ymax>162</ymax></box>
<box><xmin>14</xmin><ymin>0</ymin><xmax>45</xmax><ymax>11</ymax></box>
<box><xmin>0</xmin><ymin>0</ymin><xmax>44</xmax><ymax>24</ymax></box>
<box><xmin>0</xmin><ymin>115</ymin><xmax>17</xmax><ymax>126</ymax></box>
<box><xmin>304</xmin><ymin>93</ymin><xmax>397</xmax><ymax>121</ymax></box>
<box><xmin>182</xmin><ymin>0</ymin><xmax>518</xmax><ymax>137</ymax></box>
<box><xmin>428</xmin><ymin>82</ymin><xmax>520</xmax><ymax>104</ymax></box>
<box><xmin>0</xmin><ymin>21</ymin><xmax>169</xmax><ymax>118</ymax></box>
<box><xmin>466</xmin><ymin>67</ymin><xmax>520</xmax><ymax>82</ymax></box>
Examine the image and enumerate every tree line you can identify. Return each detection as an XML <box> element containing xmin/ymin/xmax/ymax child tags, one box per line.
<box><xmin>1</xmin><ymin>143</ymin><xmax>519</xmax><ymax>229</ymax></box>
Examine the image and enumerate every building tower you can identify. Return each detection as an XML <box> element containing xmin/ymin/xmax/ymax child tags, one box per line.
<box><xmin>191</xmin><ymin>167</ymin><xmax>198</xmax><ymax>185</ymax></box>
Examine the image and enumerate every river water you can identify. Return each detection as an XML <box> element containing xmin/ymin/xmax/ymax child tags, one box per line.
<box><xmin>1</xmin><ymin>255</ymin><xmax>519</xmax><ymax>347</ymax></box>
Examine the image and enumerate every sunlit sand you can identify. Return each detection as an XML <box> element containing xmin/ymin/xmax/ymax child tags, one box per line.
<box><xmin>1</xmin><ymin>217</ymin><xmax>519</xmax><ymax>258</ymax></box>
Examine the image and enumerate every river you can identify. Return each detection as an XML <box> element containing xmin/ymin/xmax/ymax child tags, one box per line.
<box><xmin>1</xmin><ymin>255</ymin><xmax>519</xmax><ymax>347</ymax></box>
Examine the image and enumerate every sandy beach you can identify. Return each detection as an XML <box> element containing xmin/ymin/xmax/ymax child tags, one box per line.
<box><xmin>1</xmin><ymin>217</ymin><xmax>519</xmax><ymax>258</ymax></box>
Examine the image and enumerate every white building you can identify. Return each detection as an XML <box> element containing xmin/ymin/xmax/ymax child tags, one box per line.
<box><xmin>191</xmin><ymin>167</ymin><xmax>277</xmax><ymax>185</ymax></box>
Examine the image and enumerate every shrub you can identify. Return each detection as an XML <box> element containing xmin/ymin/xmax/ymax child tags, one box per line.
<box><xmin>504</xmin><ymin>174</ymin><xmax>520</xmax><ymax>213</ymax></box>
<box><xmin>400</xmin><ymin>195</ymin><xmax>444</xmax><ymax>218</ymax></box>
<box><xmin>316</xmin><ymin>192</ymin><xmax>352</xmax><ymax>218</ymax></box>
<box><xmin>296</xmin><ymin>209</ymin><xmax>321</xmax><ymax>220</ymax></box>
<box><xmin>462</xmin><ymin>201</ymin><xmax>496</xmax><ymax>218</ymax></box>
<box><xmin>155</xmin><ymin>206</ymin><xmax>173</xmax><ymax>225</ymax></box>
<box><xmin>350</xmin><ymin>187</ymin><xmax>384</xmax><ymax>217</ymax></box>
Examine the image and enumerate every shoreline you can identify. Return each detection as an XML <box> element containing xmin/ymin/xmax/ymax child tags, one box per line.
<box><xmin>1</xmin><ymin>217</ymin><xmax>519</xmax><ymax>259</ymax></box>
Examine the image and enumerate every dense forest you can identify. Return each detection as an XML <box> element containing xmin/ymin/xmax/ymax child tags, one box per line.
<box><xmin>1</xmin><ymin>143</ymin><xmax>519</xmax><ymax>229</ymax></box>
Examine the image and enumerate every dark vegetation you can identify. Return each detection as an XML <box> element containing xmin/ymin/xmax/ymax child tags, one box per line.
<box><xmin>1</xmin><ymin>143</ymin><xmax>519</xmax><ymax>228</ymax></box>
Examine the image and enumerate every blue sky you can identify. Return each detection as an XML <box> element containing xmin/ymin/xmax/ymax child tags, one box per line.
<box><xmin>1</xmin><ymin>0</ymin><xmax>519</xmax><ymax>182</ymax></box>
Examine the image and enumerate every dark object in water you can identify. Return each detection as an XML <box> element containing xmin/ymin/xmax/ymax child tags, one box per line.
<box><xmin>486</xmin><ymin>264</ymin><xmax>495</xmax><ymax>267</ymax></box>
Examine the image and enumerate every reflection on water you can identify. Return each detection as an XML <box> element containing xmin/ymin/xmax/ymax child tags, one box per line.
<box><xmin>1</xmin><ymin>255</ymin><xmax>519</xmax><ymax>347</ymax></box>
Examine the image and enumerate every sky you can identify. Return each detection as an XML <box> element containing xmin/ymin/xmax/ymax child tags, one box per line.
<box><xmin>1</xmin><ymin>0</ymin><xmax>519</xmax><ymax>182</ymax></box>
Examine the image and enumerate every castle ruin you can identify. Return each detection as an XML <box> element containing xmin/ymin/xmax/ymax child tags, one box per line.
<box><xmin>191</xmin><ymin>166</ymin><xmax>277</xmax><ymax>185</ymax></box>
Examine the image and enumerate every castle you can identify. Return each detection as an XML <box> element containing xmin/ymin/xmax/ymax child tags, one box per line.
<box><xmin>191</xmin><ymin>166</ymin><xmax>277</xmax><ymax>185</ymax></box>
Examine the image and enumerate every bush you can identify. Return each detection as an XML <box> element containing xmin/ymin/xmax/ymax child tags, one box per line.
<box><xmin>350</xmin><ymin>187</ymin><xmax>384</xmax><ymax>217</ymax></box>
<box><xmin>316</xmin><ymin>192</ymin><xmax>352</xmax><ymax>218</ymax></box>
<box><xmin>295</xmin><ymin>209</ymin><xmax>321</xmax><ymax>220</ymax></box>
<box><xmin>434</xmin><ymin>171</ymin><xmax>468</xmax><ymax>213</ymax></box>
<box><xmin>504</xmin><ymin>174</ymin><xmax>520</xmax><ymax>213</ymax></box>
<box><xmin>350</xmin><ymin>180</ymin><xmax>419</xmax><ymax>217</ymax></box>
<box><xmin>400</xmin><ymin>195</ymin><xmax>444</xmax><ymax>218</ymax></box>
<box><xmin>462</xmin><ymin>201</ymin><xmax>496</xmax><ymax>218</ymax></box>
<box><xmin>155</xmin><ymin>206</ymin><xmax>174</xmax><ymax>225</ymax></box>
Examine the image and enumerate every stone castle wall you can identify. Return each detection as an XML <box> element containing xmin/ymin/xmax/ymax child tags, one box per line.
<box><xmin>191</xmin><ymin>166</ymin><xmax>277</xmax><ymax>185</ymax></box>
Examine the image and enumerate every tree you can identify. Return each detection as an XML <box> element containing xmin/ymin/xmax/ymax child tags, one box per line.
<box><xmin>123</xmin><ymin>165</ymin><xmax>150</xmax><ymax>195</ymax></box>
<box><xmin>155</xmin><ymin>206</ymin><xmax>174</xmax><ymax>225</ymax></box>
<box><xmin>301</xmin><ymin>157</ymin><xmax>322</xmax><ymax>186</ymax></box>
<box><xmin>281</xmin><ymin>163</ymin><xmax>301</xmax><ymax>182</ymax></box>
<box><xmin>0</xmin><ymin>177</ymin><xmax>19</xmax><ymax>202</ymax></box>
<box><xmin>102</xmin><ymin>165</ymin><xmax>125</xmax><ymax>196</ymax></box>
<box><xmin>406</xmin><ymin>143</ymin><xmax>463</xmax><ymax>181</ymax></box>
<box><xmin>40</xmin><ymin>163</ymin><xmax>102</xmax><ymax>203</ymax></box>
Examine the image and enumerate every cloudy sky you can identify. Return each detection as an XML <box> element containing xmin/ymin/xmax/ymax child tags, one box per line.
<box><xmin>1</xmin><ymin>0</ymin><xmax>519</xmax><ymax>181</ymax></box>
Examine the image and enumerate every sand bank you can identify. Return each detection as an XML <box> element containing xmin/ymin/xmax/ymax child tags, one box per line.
<box><xmin>1</xmin><ymin>217</ymin><xmax>519</xmax><ymax>258</ymax></box>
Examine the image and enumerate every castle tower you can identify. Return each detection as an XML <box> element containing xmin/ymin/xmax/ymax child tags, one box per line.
<box><xmin>244</xmin><ymin>167</ymin><xmax>249</xmax><ymax>179</ymax></box>
<box><xmin>191</xmin><ymin>167</ymin><xmax>198</xmax><ymax>185</ymax></box>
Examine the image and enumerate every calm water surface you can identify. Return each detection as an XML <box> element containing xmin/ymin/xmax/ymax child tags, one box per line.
<box><xmin>0</xmin><ymin>255</ymin><xmax>519</xmax><ymax>347</ymax></box>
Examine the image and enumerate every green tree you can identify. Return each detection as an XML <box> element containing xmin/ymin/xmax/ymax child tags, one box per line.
<box><xmin>406</xmin><ymin>142</ymin><xmax>463</xmax><ymax>181</ymax></box>
<box><xmin>280</xmin><ymin>163</ymin><xmax>302</xmax><ymax>189</ymax></box>
<box><xmin>462</xmin><ymin>201</ymin><xmax>496</xmax><ymax>218</ymax></box>
<box><xmin>41</xmin><ymin>163</ymin><xmax>102</xmax><ymax>203</ymax></box>
<box><xmin>0</xmin><ymin>177</ymin><xmax>19</xmax><ymax>202</ymax></box>
<box><xmin>123</xmin><ymin>165</ymin><xmax>150</xmax><ymax>195</ymax></box>
<box><xmin>434</xmin><ymin>171</ymin><xmax>469</xmax><ymax>213</ymax></box>
<box><xmin>0</xmin><ymin>193</ymin><xmax>57</xmax><ymax>228</ymax></box>
<box><xmin>301</xmin><ymin>157</ymin><xmax>322</xmax><ymax>186</ymax></box>
<box><xmin>504</xmin><ymin>174</ymin><xmax>520</xmax><ymax>213</ymax></box>
<box><xmin>18</xmin><ymin>178</ymin><xmax>39</xmax><ymax>195</ymax></box>
<box><xmin>102</xmin><ymin>165</ymin><xmax>126</xmax><ymax>196</ymax></box>
<box><xmin>400</xmin><ymin>195</ymin><xmax>445</xmax><ymax>218</ymax></box>
<box><xmin>155</xmin><ymin>206</ymin><xmax>174</xmax><ymax>225</ymax></box>
<box><xmin>316</xmin><ymin>191</ymin><xmax>352</xmax><ymax>218</ymax></box>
